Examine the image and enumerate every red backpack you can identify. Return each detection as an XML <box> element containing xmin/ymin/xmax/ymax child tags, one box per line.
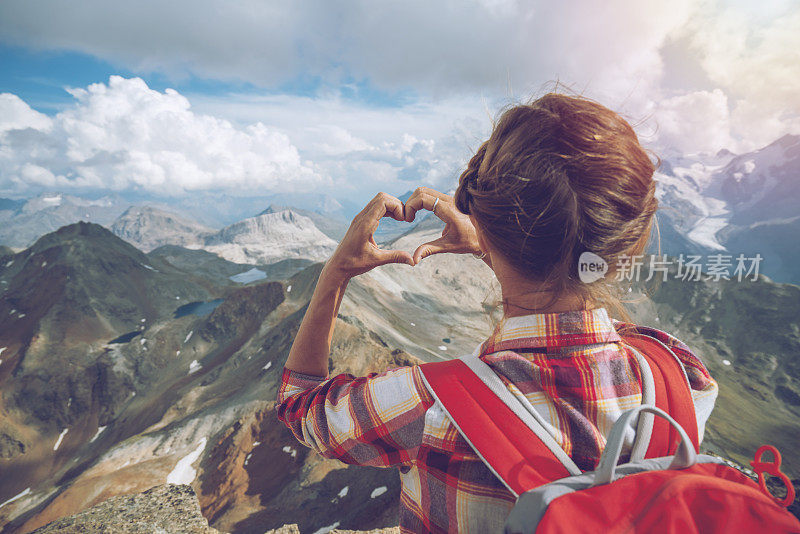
<box><xmin>420</xmin><ymin>333</ymin><xmax>800</xmax><ymax>533</ymax></box>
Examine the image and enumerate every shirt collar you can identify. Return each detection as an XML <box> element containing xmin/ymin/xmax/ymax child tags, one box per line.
<box><xmin>479</xmin><ymin>307</ymin><xmax>622</xmax><ymax>356</ymax></box>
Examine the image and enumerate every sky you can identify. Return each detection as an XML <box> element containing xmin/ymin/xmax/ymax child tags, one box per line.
<box><xmin>0</xmin><ymin>0</ymin><xmax>798</xmax><ymax>207</ymax></box>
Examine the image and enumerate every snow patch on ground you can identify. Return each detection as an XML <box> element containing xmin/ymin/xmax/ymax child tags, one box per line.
<box><xmin>282</xmin><ymin>445</ymin><xmax>297</xmax><ymax>458</ymax></box>
<box><xmin>438</xmin><ymin>345</ymin><xmax>447</xmax><ymax>351</ymax></box>
<box><xmin>262</xmin><ymin>361</ymin><xmax>272</xmax><ymax>371</ymax></box>
<box><xmin>0</xmin><ymin>347</ymin><xmax>5</xmax><ymax>357</ymax></box>
<box><xmin>184</xmin><ymin>331</ymin><xmax>193</xmax><ymax>344</ymax></box>
<box><xmin>338</xmin><ymin>486</ymin><xmax>349</xmax><ymax>498</ymax></box>
<box><xmin>166</xmin><ymin>438</ymin><xmax>207</xmax><ymax>485</ymax></box>
<box><xmin>188</xmin><ymin>360</ymin><xmax>201</xmax><ymax>374</ymax></box>
<box><xmin>370</xmin><ymin>486</ymin><xmax>388</xmax><ymax>498</ymax></box>
<box><xmin>53</xmin><ymin>428</ymin><xmax>69</xmax><ymax>451</ymax></box>
<box><xmin>90</xmin><ymin>426</ymin><xmax>107</xmax><ymax>443</ymax></box>
<box><xmin>0</xmin><ymin>487</ymin><xmax>31</xmax><ymax>510</ymax></box>
<box><xmin>312</xmin><ymin>522</ymin><xmax>340</xmax><ymax>534</ymax></box>
<box><xmin>722</xmin><ymin>359</ymin><xmax>732</xmax><ymax>366</ymax></box>
<box><xmin>229</xmin><ymin>268</ymin><xmax>267</xmax><ymax>284</ymax></box>
<box><xmin>286</xmin><ymin>285</ymin><xmax>292</xmax><ymax>292</ymax></box>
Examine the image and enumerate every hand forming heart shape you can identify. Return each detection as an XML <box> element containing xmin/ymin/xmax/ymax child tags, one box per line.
<box><xmin>324</xmin><ymin>187</ymin><xmax>486</xmax><ymax>282</ymax></box>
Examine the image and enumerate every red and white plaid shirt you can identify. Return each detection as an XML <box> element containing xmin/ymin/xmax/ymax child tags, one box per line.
<box><xmin>276</xmin><ymin>308</ymin><xmax>718</xmax><ymax>533</ymax></box>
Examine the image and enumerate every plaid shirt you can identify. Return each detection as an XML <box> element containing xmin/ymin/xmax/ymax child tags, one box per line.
<box><xmin>276</xmin><ymin>308</ymin><xmax>718</xmax><ymax>533</ymax></box>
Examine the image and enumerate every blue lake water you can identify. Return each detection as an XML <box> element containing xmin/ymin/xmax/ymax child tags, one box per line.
<box><xmin>109</xmin><ymin>330</ymin><xmax>141</xmax><ymax>344</ymax></box>
<box><xmin>173</xmin><ymin>299</ymin><xmax>224</xmax><ymax>319</ymax></box>
<box><xmin>229</xmin><ymin>268</ymin><xmax>267</xmax><ymax>284</ymax></box>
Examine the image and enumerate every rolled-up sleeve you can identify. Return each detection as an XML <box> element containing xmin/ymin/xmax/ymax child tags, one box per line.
<box><xmin>276</xmin><ymin>365</ymin><xmax>434</xmax><ymax>468</ymax></box>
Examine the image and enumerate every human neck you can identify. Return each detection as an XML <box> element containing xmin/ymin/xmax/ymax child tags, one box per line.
<box><xmin>502</xmin><ymin>292</ymin><xmax>595</xmax><ymax>317</ymax></box>
<box><xmin>492</xmin><ymin>255</ymin><xmax>595</xmax><ymax>317</ymax></box>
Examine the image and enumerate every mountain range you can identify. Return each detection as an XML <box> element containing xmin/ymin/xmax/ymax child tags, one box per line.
<box><xmin>653</xmin><ymin>134</ymin><xmax>800</xmax><ymax>283</ymax></box>
<box><xmin>0</xmin><ymin>133</ymin><xmax>798</xmax><ymax>532</ymax></box>
<box><xmin>2</xmin><ymin>134</ymin><xmax>798</xmax><ymax>284</ymax></box>
<box><xmin>0</xmin><ymin>213</ymin><xmax>798</xmax><ymax>532</ymax></box>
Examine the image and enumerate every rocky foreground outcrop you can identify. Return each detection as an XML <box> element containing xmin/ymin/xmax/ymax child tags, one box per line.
<box><xmin>30</xmin><ymin>484</ymin><xmax>400</xmax><ymax>534</ymax></box>
<box><xmin>31</xmin><ymin>485</ymin><xmax>219</xmax><ymax>533</ymax></box>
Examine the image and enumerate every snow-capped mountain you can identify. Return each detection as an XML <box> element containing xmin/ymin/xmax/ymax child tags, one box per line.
<box><xmin>654</xmin><ymin>134</ymin><xmax>800</xmax><ymax>283</ymax></box>
<box><xmin>259</xmin><ymin>204</ymin><xmax>348</xmax><ymax>241</ymax></box>
<box><xmin>654</xmin><ymin>149</ymin><xmax>737</xmax><ymax>252</ymax></box>
<box><xmin>110</xmin><ymin>205</ymin><xmax>215</xmax><ymax>252</ymax></box>
<box><xmin>716</xmin><ymin>134</ymin><xmax>800</xmax><ymax>225</ymax></box>
<box><xmin>199</xmin><ymin>209</ymin><xmax>337</xmax><ymax>264</ymax></box>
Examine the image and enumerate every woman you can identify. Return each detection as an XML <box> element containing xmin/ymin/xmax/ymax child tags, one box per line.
<box><xmin>276</xmin><ymin>93</ymin><xmax>718</xmax><ymax>533</ymax></box>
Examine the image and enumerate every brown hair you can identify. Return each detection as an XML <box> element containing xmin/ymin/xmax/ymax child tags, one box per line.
<box><xmin>454</xmin><ymin>93</ymin><xmax>658</xmax><ymax>322</ymax></box>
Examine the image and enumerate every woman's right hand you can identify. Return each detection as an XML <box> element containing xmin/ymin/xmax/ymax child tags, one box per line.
<box><xmin>403</xmin><ymin>187</ymin><xmax>486</xmax><ymax>265</ymax></box>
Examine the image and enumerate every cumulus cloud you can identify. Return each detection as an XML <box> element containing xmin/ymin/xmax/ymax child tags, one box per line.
<box><xmin>0</xmin><ymin>77</ymin><xmax>323</xmax><ymax>196</ymax></box>
<box><xmin>0</xmin><ymin>77</ymin><xmax>487</xmax><ymax>199</ymax></box>
<box><xmin>1</xmin><ymin>0</ymin><xmax>798</xmax><ymax>172</ymax></box>
<box><xmin>0</xmin><ymin>94</ymin><xmax>53</xmax><ymax>133</ymax></box>
<box><xmin>670</xmin><ymin>2</ymin><xmax>800</xmax><ymax>151</ymax></box>
<box><xmin>648</xmin><ymin>89</ymin><xmax>734</xmax><ymax>155</ymax></box>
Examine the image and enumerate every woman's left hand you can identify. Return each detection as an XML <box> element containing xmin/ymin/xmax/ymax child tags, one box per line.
<box><xmin>403</xmin><ymin>187</ymin><xmax>483</xmax><ymax>264</ymax></box>
<box><xmin>324</xmin><ymin>192</ymin><xmax>414</xmax><ymax>282</ymax></box>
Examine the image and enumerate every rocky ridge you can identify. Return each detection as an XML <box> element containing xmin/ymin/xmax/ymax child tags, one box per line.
<box><xmin>111</xmin><ymin>206</ymin><xmax>215</xmax><ymax>253</ymax></box>
<box><xmin>200</xmin><ymin>210</ymin><xmax>337</xmax><ymax>265</ymax></box>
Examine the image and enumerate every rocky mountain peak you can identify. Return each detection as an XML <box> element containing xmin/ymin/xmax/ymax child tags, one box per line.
<box><xmin>201</xmin><ymin>209</ymin><xmax>336</xmax><ymax>264</ymax></box>
<box><xmin>110</xmin><ymin>205</ymin><xmax>214</xmax><ymax>252</ymax></box>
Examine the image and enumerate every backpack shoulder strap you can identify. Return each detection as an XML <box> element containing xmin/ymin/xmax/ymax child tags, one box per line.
<box><xmin>419</xmin><ymin>355</ymin><xmax>580</xmax><ymax>497</ymax></box>
<box><xmin>621</xmin><ymin>332</ymin><xmax>700</xmax><ymax>456</ymax></box>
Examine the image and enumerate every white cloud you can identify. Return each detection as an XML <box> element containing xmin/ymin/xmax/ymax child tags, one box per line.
<box><xmin>686</xmin><ymin>6</ymin><xmax>800</xmax><ymax>107</ymax></box>
<box><xmin>0</xmin><ymin>94</ymin><xmax>53</xmax><ymax>133</ymax></box>
<box><xmin>658</xmin><ymin>1</ymin><xmax>800</xmax><ymax>152</ymax></box>
<box><xmin>650</xmin><ymin>89</ymin><xmax>734</xmax><ymax>155</ymax></box>
<box><xmin>1</xmin><ymin>0</ymin><xmax>798</xmax><ymax>182</ymax></box>
<box><xmin>0</xmin><ymin>77</ymin><xmax>491</xmax><ymax>200</ymax></box>
<box><xmin>0</xmin><ymin>76</ymin><xmax>323</xmax><ymax>196</ymax></box>
<box><xmin>0</xmin><ymin>0</ymin><xmax>693</xmax><ymax>95</ymax></box>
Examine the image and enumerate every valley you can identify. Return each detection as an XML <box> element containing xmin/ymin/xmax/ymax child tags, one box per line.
<box><xmin>0</xmin><ymin>216</ymin><xmax>798</xmax><ymax>532</ymax></box>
